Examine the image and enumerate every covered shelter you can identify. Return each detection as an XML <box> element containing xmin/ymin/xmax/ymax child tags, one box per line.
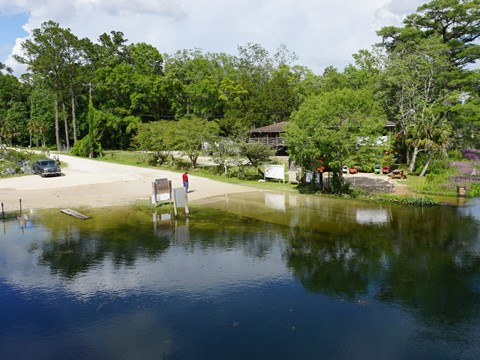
<box><xmin>248</xmin><ymin>121</ymin><xmax>287</xmax><ymax>153</ymax></box>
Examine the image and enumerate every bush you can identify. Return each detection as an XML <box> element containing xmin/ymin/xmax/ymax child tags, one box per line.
<box><xmin>359</xmin><ymin>194</ymin><xmax>438</xmax><ymax>206</ymax></box>
<box><xmin>448</xmin><ymin>149</ymin><xmax>464</xmax><ymax>161</ymax></box>
<box><xmin>462</xmin><ymin>149</ymin><xmax>480</xmax><ymax>161</ymax></box>
<box><xmin>428</xmin><ymin>158</ymin><xmax>450</xmax><ymax>175</ymax></box>
<box><xmin>71</xmin><ymin>136</ymin><xmax>103</xmax><ymax>158</ymax></box>
<box><xmin>0</xmin><ymin>148</ymin><xmax>38</xmax><ymax>177</ymax></box>
<box><xmin>467</xmin><ymin>183</ymin><xmax>480</xmax><ymax>198</ymax></box>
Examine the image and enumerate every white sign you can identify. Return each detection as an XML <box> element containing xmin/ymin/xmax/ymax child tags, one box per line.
<box><xmin>265</xmin><ymin>164</ymin><xmax>285</xmax><ymax>182</ymax></box>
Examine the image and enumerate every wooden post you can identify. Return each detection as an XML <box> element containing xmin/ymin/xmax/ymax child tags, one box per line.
<box><xmin>457</xmin><ymin>186</ymin><xmax>467</xmax><ymax>197</ymax></box>
<box><xmin>19</xmin><ymin>199</ymin><xmax>22</xmax><ymax>214</ymax></box>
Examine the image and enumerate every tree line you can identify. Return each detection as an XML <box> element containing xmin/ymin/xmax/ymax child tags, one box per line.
<box><xmin>0</xmin><ymin>0</ymin><xmax>479</xmax><ymax>178</ymax></box>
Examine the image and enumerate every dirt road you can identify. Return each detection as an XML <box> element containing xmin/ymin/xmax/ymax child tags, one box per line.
<box><xmin>0</xmin><ymin>155</ymin><xmax>253</xmax><ymax>212</ymax></box>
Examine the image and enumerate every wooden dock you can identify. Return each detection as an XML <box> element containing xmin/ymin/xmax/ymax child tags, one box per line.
<box><xmin>60</xmin><ymin>209</ymin><xmax>91</xmax><ymax>220</ymax></box>
<box><xmin>16</xmin><ymin>213</ymin><xmax>29</xmax><ymax>226</ymax></box>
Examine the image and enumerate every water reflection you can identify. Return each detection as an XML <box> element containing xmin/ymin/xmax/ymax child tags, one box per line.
<box><xmin>201</xmin><ymin>192</ymin><xmax>480</xmax><ymax>322</ymax></box>
<box><xmin>0</xmin><ymin>193</ymin><xmax>480</xmax><ymax>358</ymax></box>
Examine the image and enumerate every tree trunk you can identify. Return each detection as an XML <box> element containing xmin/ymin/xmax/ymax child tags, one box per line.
<box><xmin>54</xmin><ymin>98</ymin><xmax>61</xmax><ymax>151</ymax></box>
<box><xmin>62</xmin><ymin>101</ymin><xmax>70</xmax><ymax>149</ymax></box>
<box><xmin>408</xmin><ymin>146</ymin><xmax>420</xmax><ymax>172</ymax></box>
<box><xmin>419</xmin><ymin>152</ymin><xmax>431</xmax><ymax>177</ymax></box>
<box><xmin>70</xmin><ymin>81</ymin><xmax>77</xmax><ymax>143</ymax></box>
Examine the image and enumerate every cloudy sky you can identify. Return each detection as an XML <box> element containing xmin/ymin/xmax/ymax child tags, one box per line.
<box><xmin>0</xmin><ymin>0</ymin><xmax>429</xmax><ymax>76</ymax></box>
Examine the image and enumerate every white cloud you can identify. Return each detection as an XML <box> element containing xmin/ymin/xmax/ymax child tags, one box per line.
<box><xmin>2</xmin><ymin>0</ymin><xmax>429</xmax><ymax>76</ymax></box>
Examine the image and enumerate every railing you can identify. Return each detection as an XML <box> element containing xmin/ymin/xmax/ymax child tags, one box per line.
<box><xmin>248</xmin><ymin>137</ymin><xmax>285</xmax><ymax>147</ymax></box>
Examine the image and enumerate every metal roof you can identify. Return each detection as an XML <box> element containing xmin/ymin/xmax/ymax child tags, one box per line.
<box><xmin>249</xmin><ymin>121</ymin><xmax>288</xmax><ymax>133</ymax></box>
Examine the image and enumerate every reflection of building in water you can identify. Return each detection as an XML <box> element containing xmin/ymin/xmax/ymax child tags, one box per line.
<box><xmin>355</xmin><ymin>207</ymin><xmax>391</xmax><ymax>225</ymax></box>
<box><xmin>152</xmin><ymin>211</ymin><xmax>190</xmax><ymax>244</ymax></box>
<box><xmin>265</xmin><ymin>193</ymin><xmax>286</xmax><ymax>212</ymax></box>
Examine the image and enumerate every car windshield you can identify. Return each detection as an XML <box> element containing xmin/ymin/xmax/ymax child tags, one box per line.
<box><xmin>41</xmin><ymin>160</ymin><xmax>55</xmax><ymax>166</ymax></box>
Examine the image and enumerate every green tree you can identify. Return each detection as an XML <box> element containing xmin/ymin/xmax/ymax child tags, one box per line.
<box><xmin>134</xmin><ymin>121</ymin><xmax>176</xmax><ymax>165</ymax></box>
<box><xmin>3</xmin><ymin>101</ymin><xmax>27</xmax><ymax>145</ymax></box>
<box><xmin>29</xmin><ymin>83</ymin><xmax>55</xmax><ymax>147</ymax></box>
<box><xmin>15</xmin><ymin>21</ymin><xmax>89</xmax><ymax>150</ymax></box>
<box><xmin>377</xmin><ymin>0</ymin><xmax>480</xmax><ymax>153</ymax></box>
<box><xmin>380</xmin><ymin>37</ymin><xmax>455</xmax><ymax>172</ymax></box>
<box><xmin>171</xmin><ymin>117</ymin><xmax>220</xmax><ymax>168</ymax></box>
<box><xmin>162</xmin><ymin>49</ymin><xmax>231</xmax><ymax>120</ymax></box>
<box><xmin>71</xmin><ymin>98</ymin><xmax>103</xmax><ymax>157</ymax></box>
<box><xmin>285</xmin><ymin>88</ymin><xmax>386</xmax><ymax>191</ymax></box>
<box><xmin>239</xmin><ymin>141</ymin><xmax>274</xmax><ymax>168</ymax></box>
<box><xmin>126</xmin><ymin>43</ymin><xmax>166</xmax><ymax>121</ymax></box>
<box><xmin>377</xmin><ymin>0</ymin><xmax>480</xmax><ymax>66</ymax></box>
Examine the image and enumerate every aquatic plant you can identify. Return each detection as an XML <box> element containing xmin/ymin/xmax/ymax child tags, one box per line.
<box><xmin>359</xmin><ymin>194</ymin><xmax>438</xmax><ymax>207</ymax></box>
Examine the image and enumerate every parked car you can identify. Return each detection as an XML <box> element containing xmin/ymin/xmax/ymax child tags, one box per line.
<box><xmin>349</xmin><ymin>167</ymin><xmax>358</xmax><ymax>174</ymax></box>
<box><xmin>382</xmin><ymin>165</ymin><xmax>391</xmax><ymax>174</ymax></box>
<box><xmin>33</xmin><ymin>159</ymin><xmax>62</xmax><ymax>177</ymax></box>
<box><xmin>342</xmin><ymin>165</ymin><xmax>349</xmax><ymax>174</ymax></box>
<box><xmin>374</xmin><ymin>164</ymin><xmax>381</xmax><ymax>174</ymax></box>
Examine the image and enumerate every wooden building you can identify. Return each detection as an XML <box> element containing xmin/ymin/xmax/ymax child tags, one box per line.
<box><xmin>248</xmin><ymin>121</ymin><xmax>287</xmax><ymax>153</ymax></box>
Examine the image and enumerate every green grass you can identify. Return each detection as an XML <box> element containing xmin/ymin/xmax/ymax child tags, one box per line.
<box><xmin>96</xmin><ymin>150</ymin><xmax>299</xmax><ymax>193</ymax></box>
<box><xmin>54</xmin><ymin>150</ymin><xmax>477</xmax><ymax>200</ymax></box>
<box><xmin>402</xmin><ymin>175</ymin><xmax>427</xmax><ymax>192</ymax></box>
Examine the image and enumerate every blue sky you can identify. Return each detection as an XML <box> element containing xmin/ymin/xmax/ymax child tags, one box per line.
<box><xmin>0</xmin><ymin>0</ymin><xmax>428</xmax><ymax>76</ymax></box>
<box><xmin>0</xmin><ymin>12</ymin><xmax>28</xmax><ymax>63</ymax></box>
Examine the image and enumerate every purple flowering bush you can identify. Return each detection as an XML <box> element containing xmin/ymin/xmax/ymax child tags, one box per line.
<box><xmin>444</xmin><ymin>150</ymin><xmax>480</xmax><ymax>196</ymax></box>
<box><xmin>450</xmin><ymin>161</ymin><xmax>478</xmax><ymax>176</ymax></box>
<box><xmin>462</xmin><ymin>149</ymin><xmax>480</xmax><ymax>161</ymax></box>
<box><xmin>421</xmin><ymin>149</ymin><xmax>479</xmax><ymax>196</ymax></box>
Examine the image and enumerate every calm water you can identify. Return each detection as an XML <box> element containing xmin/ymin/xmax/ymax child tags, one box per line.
<box><xmin>1</xmin><ymin>192</ymin><xmax>480</xmax><ymax>360</ymax></box>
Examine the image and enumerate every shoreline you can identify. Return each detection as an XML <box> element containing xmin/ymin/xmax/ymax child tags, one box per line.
<box><xmin>0</xmin><ymin>154</ymin><xmax>256</xmax><ymax>213</ymax></box>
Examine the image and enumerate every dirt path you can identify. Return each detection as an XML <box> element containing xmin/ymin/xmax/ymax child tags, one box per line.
<box><xmin>0</xmin><ymin>155</ymin><xmax>254</xmax><ymax>212</ymax></box>
<box><xmin>343</xmin><ymin>172</ymin><xmax>413</xmax><ymax>195</ymax></box>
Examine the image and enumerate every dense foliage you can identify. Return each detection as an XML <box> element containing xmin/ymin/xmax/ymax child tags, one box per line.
<box><xmin>0</xmin><ymin>1</ymin><xmax>479</xmax><ymax>191</ymax></box>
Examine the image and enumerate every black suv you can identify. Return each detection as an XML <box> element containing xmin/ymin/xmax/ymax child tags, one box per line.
<box><xmin>32</xmin><ymin>159</ymin><xmax>62</xmax><ymax>177</ymax></box>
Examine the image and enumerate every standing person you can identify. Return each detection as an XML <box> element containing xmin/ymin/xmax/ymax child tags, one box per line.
<box><xmin>182</xmin><ymin>171</ymin><xmax>189</xmax><ymax>192</ymax></box>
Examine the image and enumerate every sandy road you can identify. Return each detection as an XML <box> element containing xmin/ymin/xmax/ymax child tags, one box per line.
<box><xmin>0</xmin><ymin>154</ymin><xmax>254</xmax><ymax>212</ymax></box>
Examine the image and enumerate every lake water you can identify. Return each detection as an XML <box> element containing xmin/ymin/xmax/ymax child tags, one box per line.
<box><xmin>1</xmin><ymin>191</ymin><xmax>480</xmax><ymax>359</ymax></box>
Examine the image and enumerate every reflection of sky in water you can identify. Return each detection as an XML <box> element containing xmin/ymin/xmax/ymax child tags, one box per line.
<box><xmin>459</xmin><ymin>198</ymin><xmax>480</xmax><ymax>222</ymax></box>
<box><xmin>2</xmin><ymin>194</ymin><xmax>480</xmax><ymax>359</ymax></box>
<box><xmin>0</xmin><ymin>219</ymin><xmax>289</xmax><ymax>300</ymax></box>
<box><xmin>355</xmin><ymin>208</ymin><xmax>389</xmax><ymax>225</ymax></box>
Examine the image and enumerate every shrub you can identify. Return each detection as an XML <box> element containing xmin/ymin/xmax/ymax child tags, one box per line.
<box><xmin>359</xmin><ymin>194</ymin><xmax>438</xmax><ymax>206</ymax></box>
<box><xmin>71</xmin><ymin>136</ymin><xmax>103</xmax><ymax>158</ymax></box>
<box><xmin>462</xmin><ymin>149</ymin><xmax>480</xmax><ymax>161</ymax></box>
<box><xmin>467</xmin><ymin>183</ymin><xmax>480</xmax><ymax>198</ymax></box>
<box><xmin>428</xmin><ymin>158</ymin><xmax>450</xmax><ymax>174</ymax></box>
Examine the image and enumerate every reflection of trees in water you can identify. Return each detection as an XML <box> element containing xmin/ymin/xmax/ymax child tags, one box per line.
<box><xmin>36</xmin><ymin>206</ymin><xmax>283</xmax><ymax>279</ymax></box>
<box><xmin>179</xmin><ymin>209</ymin><xmax>284</xmax><ymax>259</ymax></box>
<box><xmin>285</xmin><ymin>205</ymin><xmax>480</xmax><ymax>323</ymax></box>
<box><xmin>36</xmin><ymin>208</ymin><xmax>171</xmax><ymax>279</ymax></box>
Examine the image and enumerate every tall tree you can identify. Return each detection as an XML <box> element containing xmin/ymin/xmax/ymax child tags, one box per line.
<box><xmin>285</xmin><ymin>88</ymin><xmax>387</xmax><ymax>191</ymax></box>
<box><xmin>380</xmin><ymin>37</ymin><xmax>455</xmax><ymax>172</ymax></box>
<box><xmin>15</xmin><ymin>21</ymin><xmax>86</xmax><ymax>150</ymax></box>
<box><xmin>377</xmin><ymin>0</ymin><xmax>480</xmax><ymax>155</ymax></box>
<box><xmin>377</xmin><ymin>0</ymin><xmax>480</xmax><ymax>67</ymax></box>
<box><xmin>29</xmin><ymin>82</ymin><xmax>55</xmax><ymax>147</ymax></box>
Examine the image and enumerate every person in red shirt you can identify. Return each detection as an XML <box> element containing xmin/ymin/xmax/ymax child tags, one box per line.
<box><xmin>182</xmin><ymin>171</ymin><xmax>189</xmax><ymax>192</ymax></box>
